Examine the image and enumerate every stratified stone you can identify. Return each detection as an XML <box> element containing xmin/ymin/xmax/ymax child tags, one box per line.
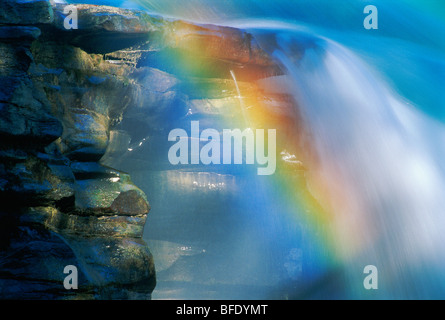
<box><xmin>52</xmin><ymin>3</ymin><xmax>163</xmax><ymax>34</ymax></box>
<box><xmin>28</xmin><ymin>40</ymin><xmax>138</xmax><ymax>161</ymax></box>
<box><xmin>50</xmin><ymin>3</ymin><xmax>163</xmax><ymax>54</ymax></box>
<box><xmin>165</xmin><ymin>21</ymin><xmax>274</xmax><ymax>67</ymax></box>
<box><xmin>0</xmin><ymin>102</ymin><xmax>63</xmax><ymax>144</ymax></box>
<box><xmin>0</xmin><ymin>26</ymin><xmax>63</xmax><ymax>146</ymax></box>
<box><xmin>0</xmin><ymin>156</ymin><xmax>74</xmax><ymax>207</ymax></box>
<box><xmin>1</xmin><ymin>208</ymin><xmax>155</xmax><ymax>299</ymax></box>
<box><xmin>0</xmin><ymin>0</ymin><xmax>54</xmax><ymax>25</ymax></box>
<box><xmin>25</xmin><ymin>206</ymin><xmax>146</xmax><ymax>238</ymax></box>
<box><xmin>70</xmin><ymin>161</ymin><xmax>120</xmax><ymax>180</ymax></box>
<box><xmin>61</xmin><ymin>110</ymin><xmax>109</xmax><ymax>162</ymax></box>
<box><xmin>136</xmin><ymin>20</ymin><xmax>283</xmax><ymax>81</ymax></box>
<box><xmin>0</xmin><ymin>26</ymin><xmax>41</xmax><ymax>41</ymax></box>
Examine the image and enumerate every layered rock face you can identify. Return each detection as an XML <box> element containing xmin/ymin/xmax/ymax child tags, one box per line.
<box><xmin>0</xmin><ymin>1</ymin><xmax>311</xmax><ymax>299</ymax></box>
<box><xmin>0</xmin><ymin>1</ymin><xmax>159</xmax><ymax>299</ymax></box>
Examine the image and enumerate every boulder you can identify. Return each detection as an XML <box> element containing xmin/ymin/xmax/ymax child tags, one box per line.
<box><xmin>73</xmin><ymin>173</ymin><xmax>149</xmax><ymax>216</ymax></box>
<box><xmin>111</xmin><ymin>189</ymin><xmax>150</xmax><ymax>216</ymax></box>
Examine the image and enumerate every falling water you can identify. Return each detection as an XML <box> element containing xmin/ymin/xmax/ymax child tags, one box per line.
<box><xmin>262</xmin><ymin>31</ymin><xmax>445</xmax><ymax>299</ymax></box>
<box><xmin>229</xmin><ymin>70</ymin><xmax>249</xmax><ymax>126</ymax></box>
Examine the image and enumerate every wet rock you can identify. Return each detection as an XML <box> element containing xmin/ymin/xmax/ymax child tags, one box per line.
<box><xmin>28</xmin><ymin>40</ymin><xmax>138</xmax><ymax>159</ymax></box>
<box><xmin>74</xmin><ymin>174</ymin><xmax>149</xmax><ymax>216</ymax></box>
<box><xmin>70</xmin><ymin>161</ymin><xmax>120</xmax><ymax>180</ymax></box>
<box><xmin>50</xmin><ymin>3</ymin><xmax>163</xmax><ymax>54</ymax></box>
<box><xmin>0</xmin><ymin>26</ymin><xmax>41</xmax><ymax>41</ymax></box>
<box><xmin>111</xmin><ymin>190</ymin><xmax>150</xmax><ymax>216</ymax></box>
<box><xmin>0</xmin><ymin>211</ymin><xmax>155</xmax><ymax>299</ymax></box>
<box><xmin>131</xmin><ymin>67</ymin><xmax>180</xmax><ymax>93</ymax></box>
<box><xmin>25</xmin><ymin>207</ymin><xmax>146</xmax><ymax>238</ymax></box>
<box><xmin>0</xmin><ymin>156</ymin><xmax>74</xmax><ymax>207</ymax></box>
<box><xmin>0</xmin><ymin>221</ymin><xmax>93</xmax><ymax>299</ymax></box>
<box><xmin>0</xmin><ymin>102</ymin><xmax>63</xmax><ymax>145</ymax></box>
<box><xmin>0</xmin><ymin>44</ymin><xmax>33</xmax><ymax>102</ymax></box>
<box><xmin>120</xmin><ymin>67</ymin><xmax>186</xmax><ymax>132</ymax></box>
<box><xmin>52</xmin><ymin>3</ymin><xmax>162</xmax><ymax>34</ymax></box>
<box><xmin>64</xmin><ymin>236</ymin><xmax>156</xmax><ymax>299</ymax></box>
<box><xmin>99</xmin><ymin>130</ymin><xmax>131</xmax><ymax>168</ymax></box>
<box><xmin>0</xmin><ymin>0</ymin><xmax>54</xmax><ymax>25</ymax></box>
<box><xmin>137</xmin><ymin>21</ymin><xmax>283</xmax><ymax>81</ymax></box>
<box><xmin>165</xmin><ymin>21</ymin><xmax>274</xmax><ymax>67</ymax></box>
<box><xmin>62</xmin><ymin>110</ymin><xmax>109</xmax><ymax>161</ymax></box>
<box><xmin>0</xmin><ymin>26</ymin><xmax>63</xmax><ymax>146</ymax></box>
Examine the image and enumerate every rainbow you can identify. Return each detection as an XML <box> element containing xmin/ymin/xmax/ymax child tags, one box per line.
<box><xmin>125</xmin><ymin>0</ymin><xmax>445</xmax><ymax>298</ymax></box>
<box><xmin>151</xmin><ymin>21</ymin><xmax>352</xmax><ymax>285</ymax></box>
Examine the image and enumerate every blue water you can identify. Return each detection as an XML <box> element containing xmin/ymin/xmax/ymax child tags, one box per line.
<box><xmin>267</xmin><ymin>31</ymin><xmax>445</xmax><ymax>298</ymax></box>
<box><xmin>69</xmin><ymin>0</ymin><xmax>445</xmax><ymax>298</ymax></box>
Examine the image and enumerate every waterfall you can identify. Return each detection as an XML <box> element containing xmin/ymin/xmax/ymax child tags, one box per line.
<box><xmin>230</xmin><ymin>70</ymin><xmax>249</xmax><ymax>126</ymax></box>
<box><xmin>266</xmin><ymin>31</ymin><xmax>445</xmax><ymax>298</ymax></box>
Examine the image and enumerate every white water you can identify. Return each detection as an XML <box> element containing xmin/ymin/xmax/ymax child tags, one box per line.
<box><xmin>265</xmin><ymin>31</ymin><xmax>445</xmax><ymax>298</ymax></box>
